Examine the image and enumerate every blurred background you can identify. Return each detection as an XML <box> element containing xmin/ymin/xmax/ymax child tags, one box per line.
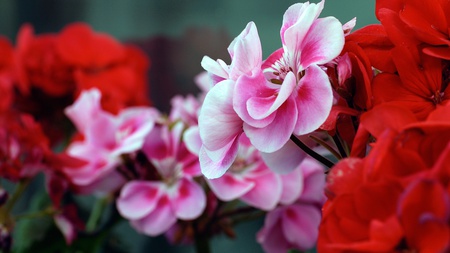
<box><xmin>0</xmin><ymin>1</ymin><xmax>377</xmax><ymax>252</ymax></box>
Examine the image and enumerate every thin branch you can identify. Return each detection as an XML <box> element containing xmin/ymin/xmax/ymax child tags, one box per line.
<box><xmin>290</xmin><ymin>135</ymin><xmax>334</xmax><ymax>168</ymax></box>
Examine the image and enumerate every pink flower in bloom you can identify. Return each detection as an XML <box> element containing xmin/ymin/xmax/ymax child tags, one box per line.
<box><xmin>198</xmin><ymin>22</ymin><xmax>262</xmax><ymax>179</ymax></box>
<box><xmin>116</xmin><ymin>122</ymin><xmax>206</xmax><ymax>236</ymax></box>
<box><xmin>233</xmin><ymin>0</ymin><xmax>344</xmax><ymax>153</ymax></box>
<box><xmin>63</xmin><ymin>88</ymin><xmax>159</xmax><ymax>193</ymax></box>
<box><xmin>257</xmin><ymin>158</ymin><xmax>326</xmax><ymax>253</ymax></box>
<box><xmin>206</xmin><ymin>135</ymin><xmax>282</xmax><ymax>211</ymax></box>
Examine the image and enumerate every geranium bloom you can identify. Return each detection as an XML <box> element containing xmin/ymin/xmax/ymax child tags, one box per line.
<box><xmin>117</xmin><ymin>122</ymin><xmax>205</xmax><ymax>236</ymax></box>
<box><xmin>233</xmin><ymin>0</ymin><xmax>344</xmax><ymax>153</ymax></box>
<box><xmin>63</xmin><ymin>89</ymin><xmax>158</xmax><ymax>193</ymax></box>
<box><xmin>318</xmin><ymin>104</ymin><xmax>450</xmax><ymax>252</ymax></box>
<box><xmin>198</xmin><ymin>1</ymin><xmax>344</xmax><ymax>178</ymax></box>
<box><xmin>257</xmin><ymin>158</ymin><xmax>326</xmax><ymax>253</ymax></box>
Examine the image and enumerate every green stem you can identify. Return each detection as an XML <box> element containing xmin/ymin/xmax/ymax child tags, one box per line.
<box><xmin>13</xmin><ymin>206</ymin><xmax>56</xmax><ymax>221</ymax></box>
<box><xmin>193</xmin><ymin>225</ymin><xmax>211</xmax><ymax>253</ymax></box>
<box><xmin>0</xmin><ymin>179</ymin><xmax>31</xmax><ymax>224</ymax></box>
<box><xmin>86</xmin><ymin>196</ymin><xmax>110</xmax><ymax>232</ymax></box>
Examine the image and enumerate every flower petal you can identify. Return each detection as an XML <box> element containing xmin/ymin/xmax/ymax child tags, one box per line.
<box><xmin>241</xmin><ymin>169</ymin><xmax>282</xmax><ymax>210</ymax></box>
<box><xmin>300</xmin><ymin>17</ymin><xmax>345</xmax><ymax>68</ymax></box>
<box><xmin>293</xmin><ymin>64</ymin><xmax>333</xmax><ymax>135</ymax></box>
<box><xmin>261</xmin><ymin>139</ymin><xmax>307</xmax><ymax>174</ymax></box>
<box><xmin>281</xmin><ymin>204</ymin><xmax>322</xmax><ymax>250</ymax></box>
<box><xmin>244</xmin><ymin>97</ymin><xmax>297</xmax><ymax>153</ymax></box>
<box><xmin>130</xmin><ymin>195</ymin><xmax>176</xmax><ymax>236</ymax></box>
<box><xmin>198</xmin><ymin>80</ymin><xmax>243</xmax><ymax>151</ymax></box>
<box><xmin>170</xmin><ymin>178</ymin><xmax>206</xmax><ymax>220</ymax></box>
<box><xmin>199</xmin><ymin>141</ymin><xmax>239</xmax><ymax>179</ymax></box>
<box><xmin>116</xmin><ymin>181</ymin><xmax>161</xmax><ymax>220</ymax></box>
<box><xmin>207</xmin><ymin>173</ymin><xmax>255</xmax><ymax>201</ymax></box>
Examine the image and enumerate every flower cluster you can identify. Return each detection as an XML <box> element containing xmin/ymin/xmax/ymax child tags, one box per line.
<box><xmin>0</xmin><ymin>0</ymin><xmax>449</xmax><ymax>252</ymax></box>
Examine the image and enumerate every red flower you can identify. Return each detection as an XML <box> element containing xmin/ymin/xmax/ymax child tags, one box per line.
<box><xmin>372</xmin><ymin>45</ymin><xmax>450</xmax><ymax>121</ymax></box>
<box><xmin>0</xmin><ymin>37</ymin><xmax>14</xmax><ymax>112</ymax></box>
<box><xmin>377</xmin><ymin>0</ymin><xmax>450</xmax><ymax>60</ymax></box>
<box><xmin>56</xmin><ymin>23</ymin><xmax>150</xmax><ymax>113</ymax></box>
<box><xmin>318</xmin><ymin>104</ymin><xmax>450</xmax><ymax>252</ymax></box>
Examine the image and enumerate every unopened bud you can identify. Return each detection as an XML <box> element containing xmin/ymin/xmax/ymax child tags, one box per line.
<box><xmin>0</xmin><ymin>225</ymin><xmax>12</xmax><ymax>252</ymax></box>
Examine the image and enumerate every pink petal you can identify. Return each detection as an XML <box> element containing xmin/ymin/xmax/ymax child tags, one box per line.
<box><xmin>64</xmin><ymin>88</ymin><xmax>103</xmax><ymax>134</ymax></box>
<box><xmin>300</xmin><ymin>17</ymin><xmax>344</xmax><ymax>68</ymax></box>
<box><xmin>207</xmin><ymin>173</ymin><xmax>255</xmax><ymax>201</ymax></box>
<box><xmin>170</xmin><ymin>178</ymin><xmax>206</xmax><ymax>220</ymax></box>
<box><xmin>199</xmin><ymin>141</ymin><xmax>240</xmax><ymax>179</ymax></box>
<box><xmin>257</xmin><ymin>208</ymin><xmax>290</xmax><ymax>253</ymax></box>
<box><xmin>244</xmin><ymin>97</ymin><xmax>297</xmax><ymax>153</ymax></box>
<box><xmin>282</xmin><ymin>1</ymin><xmax>324</xmax><ymax>53</ymax></box>
<box><xmin>228</xmin><ymin>22</ymin><xmax>262</xmax><ymax>79</ymax></box>
<box><xmin>198</xmin><ymin>80</ymin><xmax>243</xmax><ymax>151</ymax></box>
<box><xmin>293</xmin><ymin>64</ymin><xmax>333</xmax><ymax>135</ymax></box>
<box><xmin>247</xmin><ymin>72</ymin><xmax>297</xmax><ymax>120</ymax></box>
<box><xmin>279</xmin><ymin>167</ymin><xmax>304</xmax><ymax>205</ymax></box>
<box><xmin>130</xmin><ymin>195</ymin><xmax>177</xmax><ymax>236</ymax></box>
<box><xmin>233</xmin><ymin>73</ymin><xmax>277</xmax><ymax>128</ymax></box>
<box><xmin>183</xmin><ymin>126</ymin><xmax>202</xmax><ymax>155</ymax></box>
<box><xmin>112</xmin><ymin>107</ymin><xmax>159</xmax><ymax>155</ymax></box>
<box><xmin>200</xmin><ymin>56</ymin><xmax>229</xmax><ymax>80</ymax></box>
<box><xmin>54</xmin><ymin>215</ymin><xmax>76</xmax><ymax>245</ymax></box>
<box><xmin>240</xmin><ymin>169</ymin><xmax>282</xmax><ymax>210</ymax></box>
<box><xmin>117</xmin><ymin>181</ymin><xmax>162</xmax><ymax>220</ymax></box>
<box><xmin>260</xmin><ymin>139</ymin><xmax>307</xmax><ymax>174</ymax></box>
<box><xmin>281</xmin><ymin>204</ymin><xmax>321</xmax><ymax>250</ymax></box>
<box><xmin>299</xmin><ymin>158</ymin><xmax>326</xmax><ymax>203</ymax></box>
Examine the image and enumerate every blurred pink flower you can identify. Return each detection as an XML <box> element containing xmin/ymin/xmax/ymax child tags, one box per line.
<box><xmin>63</xmin><ymin>88</ymin><xmax>159</xmax><ymax>193</ymax></box>
<box><xmin>116</xmin><ymin>122</ymin><xmax>206</xmax><ymax>236</ymax></box>
<box><xmin>257</xmin><ymin>157</ymin><xmax>326</xmax><ymax>253</ymax></box>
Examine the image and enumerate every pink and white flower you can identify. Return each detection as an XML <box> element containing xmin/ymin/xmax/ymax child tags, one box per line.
<box><xmin>233</xmin><ymin>0</ymin><xmax>344</xmax><ymax>153</ymax></box>
<box><xmin>63</xmin><ymin>88</ymin><xmax>159</xmax><ymax>193</ymax></box>
<box><xmin>116</xmin><ymin>122</ymin><xmax>206</xmax><ymax>236</ymax></box>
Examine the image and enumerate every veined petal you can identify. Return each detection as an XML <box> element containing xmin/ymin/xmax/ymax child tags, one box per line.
<box><xmin>247</xmin><ymin>71</ymin><xmax>297</xmax><ymax>120</ymax></box>
<box><xmin>207</xmin><ymin>173</ymin><xmax>255</xmax><ymax>201</ymax></box>
<box><xmin>244</xmin><ymin>97</ymin><xmax>298</xmax><ymax>153</ymax></box>
<box><xmin>293</xmin><ymin>64</ymin><xmax>333</xmax><ymax>135</ymax></box>
<box><xmin>170</xmin><ymin>178</ymin><xmax>206</xmax><ymax>220</ymax></box>
<box><xmin>198</xmin><ymin>80</ymin><xmax>243</xmax><ymax>151</ymax></box>
<box><xmin>130</xmin><ymin>195</ymin><xmax>176</xmax><ymax>236</ymax></box>
<box><xmin>300</xmin><ymin>17</ymin><xmax>344</xmax><ymax>69</ymax></box>
<box><xmin>117</xmin><ymin>181</ymin><xmax>162</xmax><ymax>220</ymax></box>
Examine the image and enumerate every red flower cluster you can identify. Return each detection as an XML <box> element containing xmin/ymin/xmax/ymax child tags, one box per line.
<box><xmin>15</xmin><ymin>23</ymin><xmax>150</xmax><ymax>114</ymax></box>
<box><xmin>318</xmin><ymin>104</ymin><xmax>450</xmax><ymax>252</ymax></box>
<box><xmin>318</xmin><ymin>0</ymin><xmax>450</xmax><ymax>252</ymax></box>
